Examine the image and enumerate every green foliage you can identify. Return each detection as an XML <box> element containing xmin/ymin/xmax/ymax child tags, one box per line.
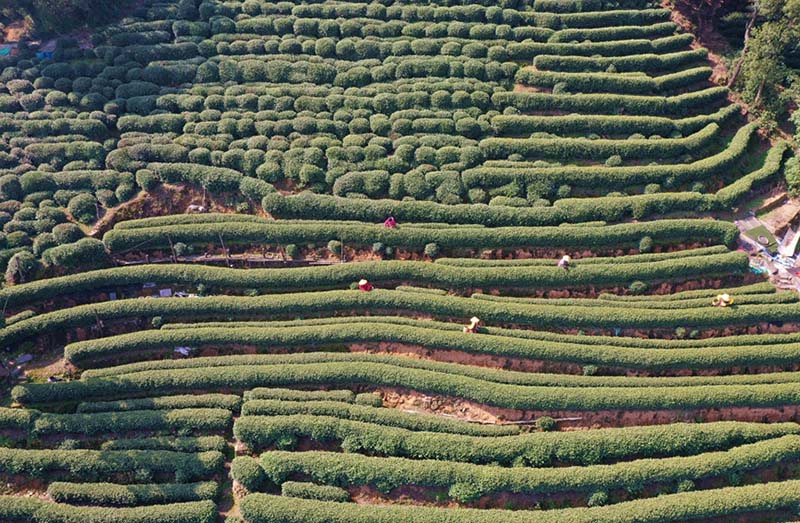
<box><xmin>239</xmin><ymin>481</ymin><xmax>800</xmax><ymax>523</ymax></box>
<box><xmin>282</xmin><ymin>481</ymin><xmax>351</xmax><ymax>502</ymax></box>
<box><xmin>47</xmin><ymin>481</ymin><xmax>219</xmax><ymax>506</ymax></box>
<box><xmin>67</xmin><ymin>193</ymin><xmax>98</xmax><ymax>224</ymax></box>
<box><xmin>535</xmin><ymin>416</ymin><xmax>557</xmax><ymax>432</ymax></box>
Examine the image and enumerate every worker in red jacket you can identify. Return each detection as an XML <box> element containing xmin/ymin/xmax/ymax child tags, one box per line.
<box><xmin>383</xmin><ymin>216</ymin><xmax>397</xmax><ymax>228</ymax></box>
<box><xmin>358</xmin><ymin>279</ymin><xmax>374</xmax><ymax>292</ymax></box>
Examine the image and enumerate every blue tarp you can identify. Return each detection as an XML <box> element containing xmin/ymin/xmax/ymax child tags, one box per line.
<box><xmin>36</xmin><ymin>51</ymin><xmax>54</xmax><ymax>59</ymax></box>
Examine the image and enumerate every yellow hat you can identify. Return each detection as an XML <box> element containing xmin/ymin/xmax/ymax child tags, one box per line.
<box><xmin>721</xmin><ymin>294</ymin><xmax>730</xmax><ymax>301</ymax></box>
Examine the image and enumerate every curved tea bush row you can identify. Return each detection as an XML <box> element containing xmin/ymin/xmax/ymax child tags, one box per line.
<box><xmin>506</xmin><ymin>33</ymin><xmax>694</xmax><ymax>60</ymax></box>
<box><xmin>103</xmin><ymin>218</ymin><xmax>739</xmax><ymax>253</ymax></box>
<box><xmin>257</xmin><ymin>436</ymin><xmax>800</xmax><ymax>499</ymax></box>
<box><xmin>479</xmin><ymin>123</ymin><xmax>719</xmax><ymax>160</ymax></box>
<box><xmin>100</xmin><ymin>436</ymin><xmax>227</xmax><ymax>453</ymax></box>
<box><xmin>234</xmin><ymin>415</ymin><xmax>800</xmax><ymax>465</ymax></box>
<box><xmin>492</xmin><ymin>104</ymin><xmax>736</xmax><ymax>136</ymax></box>
<box><xmin>80</xmin><ymin>352</ymin><xmax>800</xmax><ymax>389</ymax></box>
<box><xmin>470</xmin><ymin>290</ymin><xmax>797</xmax><ymax>309</ymax></box>
<box><xmin>17</xmin><ymin>359</ymin><xmax>800</xmax><ymax>412</ymax></box>
<box><xmin>547</xmin><ymin>21</ymin><xmax>677</xmax><ymax>42</ymax></box>
<box><xmin>715</xmin><ymin>141</ymin><xmax>791</xmax><ymax>207</ymax></box>
<box><xmin>0</xmin><ymin>407</ymin><xmax>38</xmax><ymax>431</ymax></box>
<box><xmin>0</xmin><ymin>495</ymin><xmax>45</xmax><ymax>521</ymax></box>
<box><xmin>514</xmin><ymin>67</ymin><xmax>713</xmax><ymax>95</ymax></box>
<box><xmin>0</xmin><ymin>248</ymin><xmax>745</xmax><ymax>313</ymax></box>
<box><xmin>597</xmin><ymin>282</ymin><xmax>777</xmax><ymax>301</ymax></box>
<box><xmin>243</xmin><ymin>388</ymin><xmax>356</xmax><ymax>402</ymax></box>
<box><xmin>492</xmin><ymin>87</ymin><xmax>728</xmax><ymax>116</ymax></box>
<box><xmin>239</xmin><ymin>480</ymin><xmax>800</xmax><ymax>523</ymax></box>
<box><xmin>76</xmin><ymin>394</ymin><xmax>241</xmax><ymax>413</ymax></box>
<box><xmin>238</xmin><ymin>400</ymin><xmax>520</xmax><ymax>436</ymax></box>
<box><xmin>10</xmin><ymin>286</ymin><xmax>798</xmax><ymax>353</ymax></box>
<box><xmin>282</xmin><ymin>481</ymin><xmax>351</xmax><ymax>502</ymax></box>
<box><xmin>533</xmin><ymin>48</ymin><xmax>708</xmax><ymax>73</ymax></box>
<box><xmin>31</xmin><ymin>408</ymin><xmax>232</xmax><ymax>436</ymax></box>
<box><xmin>29</xmin><ymin>500</ymin><xmax>216</xmax><ymax>523</ymax></box>
<box><xmin>463</xmin><ymin>124</ymin><xmax>754</xmax><ymax>190</ymax></box>
<box><xmin>163</xmin><ymin>308</ymin><xmax>800</xmax><ymax>349</ymax></box>
<box><xmin>71</xmin><ymin>253</ymin><xmax>751</xmax><ymax>309</ymax></box>
<box><xmin>63</xmin><ymin>316</ymin><xmax>800</xmax><ymax>372</ymax></box>
<box><xmin>261</xmin><ymin>190</ymin><xmax>712</xmax><ymax>225</ymax></box>
<box><xmin>554</xmin><ymin>9</ymin><xmax>671</xmax><ymax>29</ymax></box>
<box><xmin>46</xmin><ymin>481</ymin><xmax>219</xmax><ymax>507</ymax></box>
<box><xmin>435</xmin><ymin>246</ymin><xmax>732</xmax><ymax>265</ymax></box>
<box><xmin>0</xmin><ymin>448</ymin><xmax>223</xmax><ymax>481</ymax></box>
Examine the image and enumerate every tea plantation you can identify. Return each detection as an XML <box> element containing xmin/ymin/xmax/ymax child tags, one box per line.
<box><xmin>0</xmin><ymin>0</ymin><xmax>798</xmax><ymax>521</ymax></box>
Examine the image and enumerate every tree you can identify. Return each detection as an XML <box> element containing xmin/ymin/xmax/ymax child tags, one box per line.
<box><xmin>731</xmin><ymin>0</ymin><xmax>800</xmax><ymax>117</ymax></box>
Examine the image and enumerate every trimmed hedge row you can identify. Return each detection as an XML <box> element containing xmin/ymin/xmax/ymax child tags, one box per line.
<box><xmin>506</xmin><ymin>33</ymin><xmax>694</xmax><ymax>60</ymax></box>
<box><xmin>470</xmin><ymin>290</ymin><xmax>797</xmax><ymax>309</ymax></box>
<box><xmin>0</xmin><ymin>406</ymin><xmax>38</xmax><ymax>431</ymax></box>
<box><xmin>463</xmin><ymin>124</ymin><xmax>754</xmax><ymax>191</ymax></box>
<box><xmin>29</xmin><ymin>500</ymin><xmax>216</xmax><ymax>523</ymax></box>
<box><xmin>492</xmin><ymin>87</ymin><xmax>729</xmax><ymax>116</ymax></box>
<box><xmin>435</xmin><ymin>245</ymin><xmax>731</xmax><ymax>266</ymax></box>
<box><xmin>596</xmin><ymin>282</ymin><xmax>777</xmax><ymax>301</ymax></box>
<box><xmin>146</xmin><ymin>162</ymin><xmax>242</xmax><ymax>193</ymax></box>
<box><xmin>239</xmin><ymin>480</ymin><xmax>800</xmax><ymax>523</ymax></box>
<box><xmin>64</xmin><ymin>332</ymin><xmax>800</xmax><ymax>381</ymax></box>
<box><xmin>0</xmin><ymin>448</ymin><xmax>223</xmax><ymax>481</ymax></box>
<box><xmin>514</xmin><ymin>66</ymin><xmax>713</xmax><ymax>95</ymax></box>
<box><xmin>161</xmin><ymin>307</ymin><xmax>800</xmax><ymax>349</ymax></box>
<box><xmin>46</xmin><ymin>481</ymin><xmax>219</xmax><ymax>507</ymax></box>
<box><xmin>554</xmin><ymin>9</ymin><xmax>671</xmax><ymax>29</ymax></box>
<box><xmin>533</xmin><ymin>48</ymin><xmax>708</xmax><ymax>73</ymax></box>
<box><xmin>0</xmin><ymin>495</ymin><xmax>45</xmax><ymax>521</ymax></box>
<box><xmin>232</xmin><ymin>455</ymin><xmax>268</xmax><ymax>492</ymax></box>
<box><xmin>0</xmin><ymin>246</ymin><xmax>743</xmax><ymax>313</ymax></box>
<box><xmin>243</xmin><ymin>388</ymin><xmax>356</xmax><ymax>402</ymax></box>
<box><xmin>16</xmin><ymin>286</ymin><xmax>800</xmax><ymax>361</ymax></box>
<box><xmin>715</xmin><ymin>141</ymin><xmax>790</xmax><ymax>207</ymax></box>
<box><xmin>479</xmin><ymin>123</ymin><xmax>719</xmax><ymax>160</ymax></box>
<box><xmin>100</xmin><ymin>436</ymin><xmax>227</xmax><ymax>453</ymax></box>
<box><xmin>76</xmin><ymin>394</ymin><xmax>241</xmax><ymax>413</ymax></box>
<box><xmin>547</xmin><ymin>21</ymin><xmax>677</xmax><ymax>42</ymax></box>
<box><xmin>282</xmin><ymin>481</ymin><xmax>351</xmax><ymax>502</ymax></box>
<box><xmin>79</xmin><ymin>351</ymin><xmax>800</xmax><ymax>387</ymax></box>
<box><xmin>31</xmin><ymin>408</ymin><xmax>233</xmax><ymax>436</ymax></box>
<box><xmin>234</xmin><ymin>414</ymin><xmax>800</xmax><ymax>466</ymax></box>
<box><xmin>102</xmin><ymin>218</ymin><xmax>740</xmax><ymax>253</ymax></box>
<box><xmin>18</xmin><ymin>359</ymin><xmax>800</xmax><ymax>412</ymax></box>
<box><xmin>492</xmin><ymin>103</ymin><xmax>735</xmax><ymax>136</ymax></box>
<box><xmin>62</xmin><ymin>313</ymin><xmax>800</xmax><ymax>373</ymax></box>
<box><xmin>238</xmin><ymin>399</ymin><xmax>519</xmax><ymax>436</ymax></box>
<box><xmin>257</xmin><ymin>436</ymin><xmax>800</xmax><ymax>498</ymax></box>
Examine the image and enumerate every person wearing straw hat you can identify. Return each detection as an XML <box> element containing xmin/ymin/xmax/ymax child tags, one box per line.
<box><xmin>383</xmin><ymin>216</ymin><xmax>397</xmax><ymax>228</ymax></box>
<box><xmin>558</xmin><ymin>255</ymin><xmax>571</xmax><ymax>271</ymax></box>
<box><xmin>463</xmin><ymin>316</ymin><xmax>481</xmax><ymax>333</ymax></box>
<box><xmin>711</xmin><ymin>293</ymin><xmax>733</xmax><ymax>307</ymax></box>
<box><xmin>358</xmin><ymin>279</ymin><xmax>374</xmax><ymax>292</ymax></box>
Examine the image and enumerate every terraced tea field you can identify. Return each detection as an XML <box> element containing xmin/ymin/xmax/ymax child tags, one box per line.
<box><xmin>0</xmin><ymin>0</ymin><xmax>798</xmax><ymax>521</ymax></box>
